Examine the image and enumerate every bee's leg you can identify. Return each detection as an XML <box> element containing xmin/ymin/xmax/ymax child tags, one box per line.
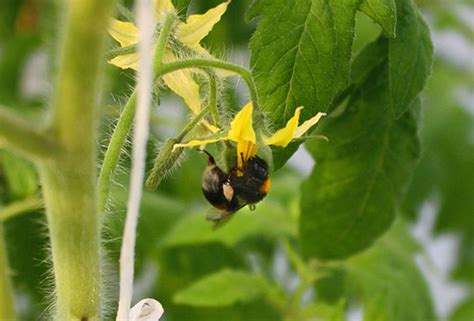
<box><xmin>200</xmin><ymin>149</ymin><xmax>216</xmax><ymax>165</ymax></box>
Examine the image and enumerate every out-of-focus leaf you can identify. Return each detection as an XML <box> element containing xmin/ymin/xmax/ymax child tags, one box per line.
<box><xmin>249</xmin><ymin>0</ymin><xmax>359</xmax><ymax>168</ymax></box>
<box><xmin>1</xmin><ymin>151</ymin><xmax>38</xmax><ymax>200</ymax></box>
<box><xmin>173</xmin><ymin>269</ymin><xmax>266</xmax><ymax>307</ymax></box>
<box><xmin>155</xmin><ymin>243</ymin><xmax>283</xmax><ymax>321</ymax></box>
<box><xmin>4</xmin><ymin>212</ymin><xmax>48</xmax><ymax>321</ymax></box>
<box><xmin>359</xmin><ymin>0</ymin><xmax>397</xmax><ymax>37</ymax></box>
<box><xmin>452</xmin><ymin>238</ymin><xmax>474</xmax><ymax>285</ymax></box>
<box><xmin>172</xmin><ymin>0</ymin><xmax>191</xmax><ymax>17</ymax></box>
<box><xmin>105</xmin><ymin>188</ymin><xmax>187</xmax><ymax>272</ymax></box>
<box><xmin>389</xmin><ymin>0</ymin><xmax>433</xmax><ymax>117</ymax></box>
<box><xmin>449</xmin><ymin>295</ymin><xmax>474</xmax><ymax>321</ymax></box>
<box><xmin>300</xmin><ymin>64</ymin><xmax>420</xmax><ymax>259</ymax></box>
<box><xmin>346</xmin><ymin>220</ymin><xmax>436</xmax><ymax>321</ymax></box>
<box><xmin>161</xmin><ymin>200</ymin><xmax>296</xmax><ymax>248</ymax></box>
<box><xmin>300</xmin><ymin>301</ymin><xmax>346</xmax><ymax>321</ymax></box>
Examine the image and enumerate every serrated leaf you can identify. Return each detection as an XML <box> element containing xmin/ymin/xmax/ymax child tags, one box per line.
<box><xmin>346</xmin><ymin>221</ymin><xmax>437</xmax><ymax>321</ymax></box>
<box><xmin>173</xmin><ymin>269</ymin><xmax>265</xmax><ymax>307</ymax></box>
<box><xmin>249</xmin><ymin>0</ymin><xmax>359</xmax><ymax>167</ymax></box>
<box><xmin>300</xmin><ymin>64</ymin><xmax>420</xmax><ymax>259</ymax></box>
<box><xmin>359</xmin><ymin>0</ymin><xmax>397</xmax><ymax>37</ymax></box>
<box><xmin>389</xmin><ymin>0</ymin><xmax>433</xmax><ymax>117</ymax></box>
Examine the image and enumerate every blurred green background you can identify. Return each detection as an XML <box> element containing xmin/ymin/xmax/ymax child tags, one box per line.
<box><xmin>0</xmin><ymin>0</ymin><xmax>472</xmax><ymax>320</ymax></box>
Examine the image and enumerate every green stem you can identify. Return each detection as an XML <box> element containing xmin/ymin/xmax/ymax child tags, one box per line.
<box><xmin>145</xmin><ymin>105</ymin><xmax>210</xmax><ymax>190</ymax></box>
<box><xmin>0</xmin><ymin>107</ymin><xmax>59</xmax><ymax>161</ymax></box>
<box><xmin>0</xmin><ymin>224</ymin><xmax>16</xmax><ymax>321</ymax></box>
<box><xmin>283</xmin><ymin>241</ymin><xmax>319</xmax><ymax>307</ymax></box>
<box><xmin>98</xmin><ymin>91</ymin><xmax>137</xmax><ymax>214</ymax></box>
<box><xmin>39</xmin><ymin>0</ymin><xmax>116</xmax><ymax>320</ymax></box>
<box><xmin>0</xmin><ymin>195</ymin><xmax>43</xmax><ymax>222</ymax></box>
<box><xmin>206</xmin><ymin>73</ymin><xmax>220</xmax><ymax>126</ymax></box>
<box><xmin>105</xmin><ymin>44</ymin><xmax>137</xmax><ymax>60</ymax></box>
<box><xmin>158</xmin><ymin>58</ymin><xmax>261</xmax><ymax>114</ymax></box>
<box><xmin>97</xmin><ymin>13</ymin><xmax>175</xmax><ymax>214</ymax></box>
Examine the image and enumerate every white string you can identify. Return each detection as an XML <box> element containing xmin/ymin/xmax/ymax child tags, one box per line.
<box><xmin>116</xmin><ymin>0</ymin><xmax>154</xmax><ymax>319</ymax></box>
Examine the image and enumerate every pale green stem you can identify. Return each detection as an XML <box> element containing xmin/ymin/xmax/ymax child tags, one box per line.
<box><xmin>0</xmin><ymin>224</ymin><xmax>16</xmax><ymax>321</ymax></box>
<box><xmin>98</xmin><ymin>91</ymin><xmax>137</xmax><ymax>214</ymax></box>
<box><xmin>208</xmin><ymin>74</ymin><xmax>220</xmax><ymax>126</ymax></box>
<box><xmin>145</xmin><ymin>105</ymin><xmax>210</xmax><ymax>190</ymax></box>
<box><xmin>0</xmin><ymin>107</ymin><xmax>59</xmax><ymax>161</ymax></box>
<box><xmin>38</xmin><ymin>0</ymin><xmax>116</xmax><ymax>320</ymax></box>
<box><xmin>283</xmin><ymin>241</ymin><xmax>319</xmax><ymax>307</ymax></box>
<box><xmin>0</xmin><ymin>195</ymin><xmax>44</xmax><ymax>222</ymax></box>
<box><xmin>105</xmin><ymin>44</ymin><xmax>137</xmax><ymax>60</ymax></box>
<box><xmin>158</xmin><ymin>58</ymin><xmax>262</xmax><ymax>115</ymax></box>
<box><xmin>97</xmin><ymin>13</ymin><xmax>175</xmax><ymax>215</ymax></box>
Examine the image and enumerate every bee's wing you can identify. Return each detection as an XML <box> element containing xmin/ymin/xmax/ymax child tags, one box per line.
<box><xmin>205</xmin><ymin>204</ymin><xmax>247</xmax><ymax>230</ymax></box>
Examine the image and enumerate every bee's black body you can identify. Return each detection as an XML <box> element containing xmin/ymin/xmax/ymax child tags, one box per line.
<box><xmin>200</xmin><ymin>151</ymin><xmax>270</xmax><ymax>225</ymax></box>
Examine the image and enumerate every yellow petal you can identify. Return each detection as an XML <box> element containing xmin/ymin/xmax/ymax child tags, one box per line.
<box><xmin>109</xmin><ymin>53</ymin><xmax>139</xmax><ymax>70</ymax></box>
<box><xmin>173</xmin><ymin>136</ymin><xmax>227</xmax><ymax>151</ymax></box>
<box><xmin>294</xmin><ymin>112</ymin><xmax>326</xmax><ymax>138</ymax></box>
<box><xmin>162</xmin><ymin>52</ymin><xmax>201</xmax><ymax>114</ymax></box>
<box><xmin>153</xmin><ymin>0</ymin><xmax>175</xmax><ymax>17</ymax></box>
<box><xmin>176</xmin><ymin>1</ymin><xmax>230</xmax><ymax>50</ymax></box>
<box><xmin>264</xmin><ymin>107</ymin><xmax>303</xmax><ymax>147</ymax></box>
<box><xmin>109</xmin><ymin>19</ymin><xmax>139</xmax><ymax>47</ymax></box>
<box><xmin>227</xmin><ymin>102</ymin><xmax>256</xmax><ymax>143</ymax></box>
<box><xmin>236</xmin><ymin>138</ymin><xmax>258</xmax><ymax>169</ymax></box>
<box><xmin>201</xmin><ymin>120</ymin><xmax>220</xmax><ymax>133</ymax></box>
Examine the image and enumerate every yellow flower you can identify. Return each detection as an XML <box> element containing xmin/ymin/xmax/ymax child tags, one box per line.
<box><xmin>173</xmin><ymin>103</ymin><xmax>326</xmax><ymax>168</ymax></box>
<box><xmin>108</xmin><ymin>0</ymin><xmax>230</xmax><ymax>125</ymax></box>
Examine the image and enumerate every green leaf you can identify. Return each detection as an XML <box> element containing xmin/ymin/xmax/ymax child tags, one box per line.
<box><xmin>161</xmin><ymin>200</ymin><xmax>296</xmax><ymax>248</ymax></box>
<box><xmin>249</xmin><ymin>0</ymin><xmax>360</xmax><ymax>167</ymax></box>
<box><xmin>1</xmin><ymin>151</ymin><xmax>38</xmax><ymax>200</ymax></box>
<box><xmin>300</xmin><ymin>301</ymin><xmax>346</xmax><ymax>321</ymax></box>
<box><xmin>389</xmin><ymin>0</ymin><xmax>433</xmax><ymax>117</ymax></box>
<box><xmin>173</xmin><ymin>269</ymin><xmax>266</xmax><ymax>307</ymax></box>
<box><xmin>359</xmin><ymin>0</ymin><xmax>397</xmax><ymax>37</ymax></box>
<box><xmin>172</xmin><ymin>0</ymin><xmax>191</xmax><ymax>16</ymax></box>
<box><xmin>346</xmin><ymin>221</ymin><xmax>437</xmax><ymax>321</ymax></box>
<box><xmin>300</xmin><ymin>64</ymin><xmax>421</xmax><ymax>259</ymax></box>
<box><xmin>449</xmin><ymin>296</ymin><xmax>474</xmax><ymax>321</ymax></box>
<box><xmin>351</xmin><ymin>36</ymin><xmax>388</xmax><ymax>87</ymax></box>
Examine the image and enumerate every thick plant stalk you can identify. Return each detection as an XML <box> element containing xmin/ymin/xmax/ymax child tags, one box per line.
<box><xmin>0</xmin><ymin>224</ymin><xmax>16</xmax><ymax>321</ymax></box>
<box><xmin>38</xmin><ymin>0</ymin><xmax>116</xmax><ymax>320</ymax></box>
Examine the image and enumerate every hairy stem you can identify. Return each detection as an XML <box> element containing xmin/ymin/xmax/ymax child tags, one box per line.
<box><xmin>0</xmin><ymin>224</ymin><xmax>16</xmax><ymax>321</ymax></box>
<box><xmin>158</xmin><ymin>59</ymin><xmax>261</xmax><ymax>114</ymax></box>
<box><xmin>39</xmin><ymin>0</ymin><xmax>116</xmax><ymax>320</ymax></box>
<box><xmin>0</xmin><ymin>195</ymin><xmax>43</xmax><ymax>222</ymax></box>
<box><xmin>207</xmin><ymin>73</ymin><xmax>220</xmax><ymax>126</ymax></box>
<box><xmin>0</xmin><ymin>107</ymin><xmax>59</xmax><ymax>161</ymax></box>
<box><xmin>98</xmin><ymin>91</ymin><xmax>137</xmax><ymax>214</ymax></box>
<box><xmin>145</xmin><ymin>105</ymin><xmax>210</xmax><ymax>190</ymax></box>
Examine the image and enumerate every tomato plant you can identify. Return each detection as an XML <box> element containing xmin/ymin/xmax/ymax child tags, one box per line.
<box><xmin>0</xmin><ymin>0</ymin><xmax>472</xmax><ymax>321</ymax></box>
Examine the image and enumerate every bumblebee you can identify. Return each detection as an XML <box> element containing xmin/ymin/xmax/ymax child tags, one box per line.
<box><xmin>201</xmin><ymin>150</ymin><xmax>270</xmax><ymax>226</ymax></box>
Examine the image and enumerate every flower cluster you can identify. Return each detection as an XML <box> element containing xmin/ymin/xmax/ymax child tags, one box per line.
<box><xmin>108</xmin><ymin>0</ymin><xmax>325</xmax><ymax>170</ymax></box>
